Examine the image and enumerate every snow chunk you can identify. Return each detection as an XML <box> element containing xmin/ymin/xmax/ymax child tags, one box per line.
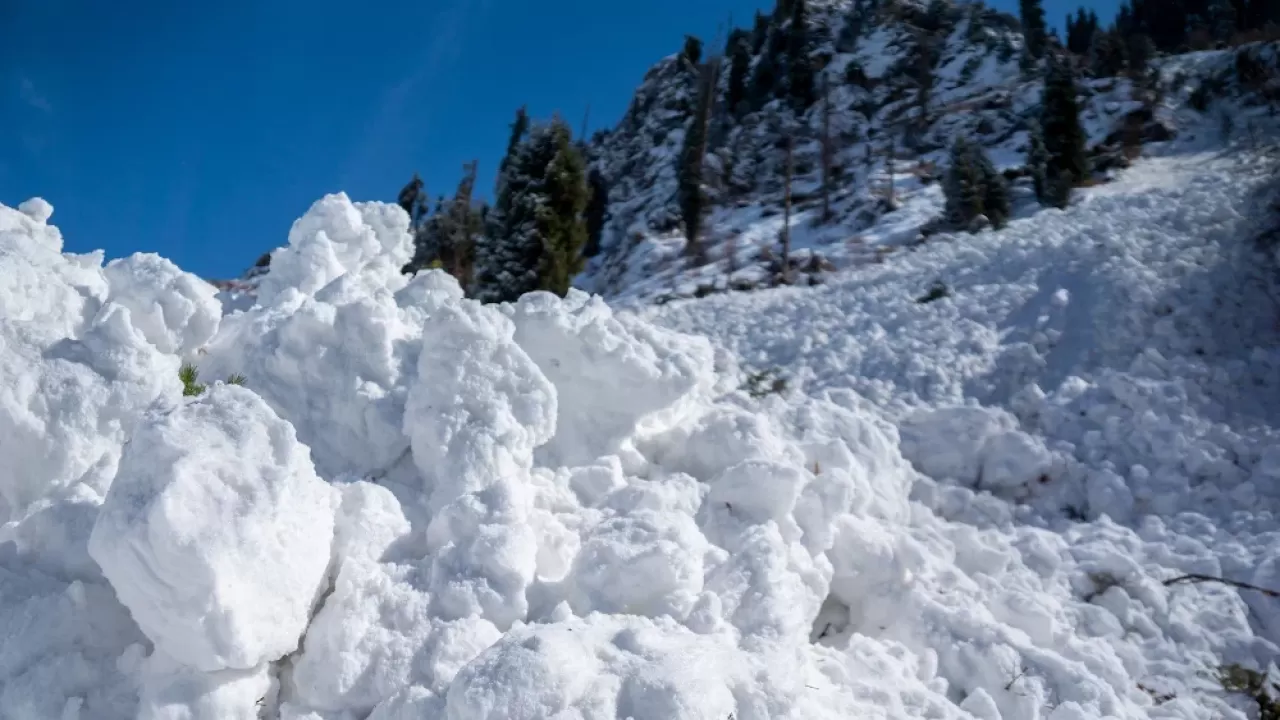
<box><xmin>256</xmin><ymin>193</ymin><xmax>413</xmax><ymax>305</ymax></box>
<box><xmin>103</xmin><ymin>253</ymin><xmax>221</xmax><ymax>355</ymax></box>
<box><xmin>509</xmin><ymin>289</ymin><xmax>717</xmax><ymax>467</ymax></box>
<box><xmin>136</xmin><ymin>652</ymin><xmax>272</xmax><ymax>720</ymax></box>
<box><xmin>17</xmin><ymin>197</ymin><xmax>53</xmax><ymax>223</ymax></box>
<box><xmin>443</xmin><ymin>614</ymin><xmax>746</xmax><ymax>719</ymax></box>
<box><xmin>88</xmin><ymin>385</ymin><xmax>336</xmax><ymax>671</ymax></box>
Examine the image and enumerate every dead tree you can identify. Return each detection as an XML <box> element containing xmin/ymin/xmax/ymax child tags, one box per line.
<box><xmin>678</xmin><ymin>48</ymin><xmax>724</xmax><ymax>263</ymax></box>
<box><xmin>781</xmin><ymin>135</ymin><xmax>794</xmax><ymax>285</ymax></box>
<box><xmin>821</xmin><ymin>73</ymin><xmax>834</xmax><ymax>223</ymax></box>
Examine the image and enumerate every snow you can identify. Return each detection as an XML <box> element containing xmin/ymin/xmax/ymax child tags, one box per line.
<box><xmin>88</xmin><ymin>384</ymin><xmax>336</xmax><ymax>672</ymax></box>
<box><xmin>4</xmin><ymin>74</ymin><xmax>1280</xmax><ymax>720</ymax></box>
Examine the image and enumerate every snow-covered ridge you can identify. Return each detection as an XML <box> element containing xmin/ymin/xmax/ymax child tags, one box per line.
<box><xmin>6</xmin><ymin>122</ymin><xmax>1280</xmax><ymax>719</ymax></box>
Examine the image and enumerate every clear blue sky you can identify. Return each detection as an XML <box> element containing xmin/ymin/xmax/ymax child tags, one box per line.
<box><xmin>2</xmin><ymin>0</ymin><xmax>1116</xmax><ymax>279</ymax></box>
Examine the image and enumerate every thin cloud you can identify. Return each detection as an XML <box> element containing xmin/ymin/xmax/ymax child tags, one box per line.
<box><xmin>19</xmin><ymin>77</ymin><xmax>52</xmax><ymax>113</ymax></box>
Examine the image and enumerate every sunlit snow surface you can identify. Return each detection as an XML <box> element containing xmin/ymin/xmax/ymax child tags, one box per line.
<box><xmin>3</xmin><ymin>151</ymin><xmax>1280</xmax><ymax>719</ymax></box>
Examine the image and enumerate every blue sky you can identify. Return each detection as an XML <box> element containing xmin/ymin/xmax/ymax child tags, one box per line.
<box><xmin>3</xmin><ymin>0</ymin><xmax>1117</xmax><ymax>279</ymax></box>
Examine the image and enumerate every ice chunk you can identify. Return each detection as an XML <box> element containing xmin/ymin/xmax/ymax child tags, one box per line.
<box><xmin>88</xmin><ymin>385</ymin><xmax>336</xmax><ymax>671</ymax></box>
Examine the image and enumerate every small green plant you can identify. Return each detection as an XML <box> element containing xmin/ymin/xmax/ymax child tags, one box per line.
<box><xmin>1217</xmin><ymin>663</ymin><xmax>1280</xmax><ymax>720</ymax></box>
<box><xmin>916</xmin><ymin>280</ymin><xmax>950</xmax><ymax>304</ymax></box>
<box><xmin>179</xmin><ymin>363</ymin><xmax>206</xmax><ymax>397</ymax></box>
<box><xmin>180</xmin><ymin>364</ymin><xmax>246</xmax><ymax>397</ymax></box>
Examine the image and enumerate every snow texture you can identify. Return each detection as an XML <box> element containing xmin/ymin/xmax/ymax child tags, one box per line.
<box><xmin>4</xmin><ymin>33</ymin><xmax>1280</xmax><ymax>720</ymax></box>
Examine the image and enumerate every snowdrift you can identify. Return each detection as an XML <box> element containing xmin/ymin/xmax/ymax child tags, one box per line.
<box><xmin>1</xmin><ymin>176</ymin><xmax>1277</xmax><ymax>720</ymax></box>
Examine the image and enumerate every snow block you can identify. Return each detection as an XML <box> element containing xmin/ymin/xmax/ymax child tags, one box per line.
<box><xmin>88</xmin><ymin>385</ymin><xmax>336</xmax><ymax>672</ymax></box>
<box><xmin>508</xmin><ymin>289</ymin><xmax>717</xmax><ymax>467</ymax></box>
<box><xmin>102</xmin><ymin>253</ymin><xmax>222</xmax><ymax>356</ymax></box>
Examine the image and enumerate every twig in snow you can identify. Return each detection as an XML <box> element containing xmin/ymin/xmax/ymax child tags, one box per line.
<box><xmin>1163</xmin><ymin>574</ymin><xmax>1280</xmax><ymax>598</ymax></box>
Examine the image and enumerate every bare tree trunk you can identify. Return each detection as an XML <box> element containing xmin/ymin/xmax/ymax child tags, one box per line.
<box><xmin>821</xmin><ymin>74</ymin><xmax>833</xmax><ymax>223</ymax></box>
<box><xmin>682</xmin><ymin>53</ymin><xmax>723</xmax><ymax>263</ymax></box>
<box><xmin>781</xmin><ymin>135</ymin><xmax>793</xmax><ymax>285</ymax></box>
<box><xmin>885</xmin><ymin>144</ymin><xmax>896</xmax><ymax>208</ymax></box>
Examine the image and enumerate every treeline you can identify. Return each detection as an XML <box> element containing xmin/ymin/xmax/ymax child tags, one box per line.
<box><xmin>397</xmin><ymin>109</ymin><xmax>609</xmax><ymax>304</ymax></box>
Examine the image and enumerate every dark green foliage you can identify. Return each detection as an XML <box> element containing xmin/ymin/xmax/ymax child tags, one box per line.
<box><xmin>787</xmin><ymin>0</ymin><xmax>816</xmax><ymax>108</ymax></box>
<box><xmin>1090</xmin><ymin>29</ymin><xmax>1128</xmax><ymax>76</ymax></box>
<box><xmin>1026</xmin><ymin>118</ymin><xmax>1049</xmax><ymax>202</ymax></box>
<box><xmin>1208</xmin><ymin>0</ymin><xmax>1238</xmax><ymax>42</ymax></box>
<box><xmin>584</xmin><ymin>169</ymin><xmax>609</xmax><ymax>258</ymax></box>
<box><xmin>749</xmin><ymin>45</ymin><xmax>779</xmax><ymax>110</ymax></box>
<box><xmin>752</xmin><ymin>10</ymin><xmax>770</xmax><ymax>53</ymax></box>
<box><xmin>727</xmin><ymin>35</ymin><xmax>752</xmax><ymax>115</ymax></box>
<box><xmin>180</xmin><ymin>364</ymin><xmax>244</xmax><ymax>397</ymax></box>
<box><xmin>1041</xmin><ymin>55</ymin><xmax>1088</xmax><ymax>202</ymax></box>
<box><xmin>537</xmin><ymin>124</ymin><xmax>590</xmax><ymax>296</ymax></box>
<box><xmin>682</xmin><ymin>35</ymin><xmax>704</xmax><ymax>67</ymax></box>
<box><xmin>474</xmin><ymin>115</ymin><xmax>588</xmax><ymax>303</ymax></box>
<box><xmin>1065</xmin><ymin>8</ymin><xmax>1100</xmax><ymax>54</ymax></box>
<box><xmin>1126</xmin><ymin>33</ymin><xmax>1154</xmax><ymax>76</ymax></box>
<box><xmin>942</xmin><ymin>137</ymin><xmax>1010</xmax><ymax>230</ymax></box>
<box><xmin>1019</xmin><ymin>0</ymin><xmax>1048</xmax><ymax>60</ymax></box>
<box><xmin>501</xmin><ymin>107</ymin><xmax>529</xmax><ymax>171</ymax></box>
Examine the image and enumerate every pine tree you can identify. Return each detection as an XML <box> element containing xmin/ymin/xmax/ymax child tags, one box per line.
<box><xmin>752</xmin><ymin>10</ymin><xmax>770</xmax><ymax>53</ymax></box>
<box><xmin>1040</xmin><ymin>55</ymin><xmax>1088</xmax><ymax>207</ymax></box>
<box><xmin>1026</xmin><ymin>118</ymin><xmax>1049</xmax><ymax>202</ymax></box>
<box><xmin>683</xmin><ymin>35</ymin><xmax>704</xmax><ymax>67</ymax></box>
<box><xmin>975</xmin><ymin>146</ymin><xmax>1010</xmax><ymax>228</ymax></box>
<box><xmin>473</xmin><ymin>107</ymin><xmax>532</xmax><ymax>302</ymax></box>
<box><xmin>727</xmin><ymin>34</ymin><xmax>752</xmax><ymax>116</ymax></box>
<box><xmin>536</xmin><ymin>121</ymin><xmax>589</xmax><ymax>296</ymax></box>
<box><xmin>1020</xmin><ymin>0</ymin><xmax>1048</xmax><ymax>61</ymax></box>
<box><xmin>1208</xmin><ymin>0</ymin><xmax>1237</xmax><ymax>42</ymax></box>
<box><xmin>787</xmin><ymin>0</ymin><xmax>816</xmax><ymax>108</ymax></box>
<box><xmin>584</xmin><ymin>168</ymin><xmax>609</xmax><ymax>258</ymax></box>
<box><xmin>749</xmin><ymin>47</ymin><xmax>779</xmax><ymax>110</ymax></box>
<box><xmin>1090</xmin><ymin>28</ymin><xmax>1128</xmax><ymax>76</ymax></box>
<box><xmin>943</xmin><ymin>138</ymin><xmax>1009</xmax><ymax>230</ymax></box>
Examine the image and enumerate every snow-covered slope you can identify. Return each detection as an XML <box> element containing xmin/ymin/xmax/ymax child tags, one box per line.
<box><xmin>578</xmin><ymin>5</ymin><xmax>1280</xmax><ymax>308</ymax></box>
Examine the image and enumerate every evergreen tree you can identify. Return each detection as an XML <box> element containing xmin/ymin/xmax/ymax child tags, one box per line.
<box><xmin>1026</xmin><ymin>118</ymin><xmax>1049</xmax><ymax>202</ymax></box>
<box><xmin>787</xmin><ymin>0</ymin><xmax>816</xmax><ymax>107</ymax></box>
<box><xmin>943</xmin><ymin>137</ymin><xmax>1009</xmax><ymax>230</ymax></box>
<box><xmin>1125</xmin><ymin>33</ymin><xmax>1155</xmax><ymax>77</ymax></box>
<box><xmin>1090</xmin><ymin>28</ymin><xmax>1128</xmax><ymax>76</ymax></box>
<box><xmin>536</xmin><ymin>122</ymin><xmax>589</xmax><ymax>296</ymax></box>
<box><xmin>727</xmin><ymin>34</ymin><xmax>752</xmax><ymax>115</ymax></box>
<box><xmin>584</xmin><ymin>168</ymin><xmax>609</xmax><ymax>258</ymax></box>
<box><xmin>749</xmin><ymin>47</ymin><xmax>779</xmax><ymax>109</ymax></box>
<box><xmin>1066</xmin><ymin>8</ymin><xmax>1100</xmax><ymax>54</ymax></box>
<box><xmin>1040</xmin><ymin>55</ymin><xmax>1088</xmax><ymax>206</ymax></box>
<box><xmin>473</xmin><ymin>107</ymin><xmax>532</xmax><ymax>301</ymax></box>
<box><xmin>752</xmin><ymin>10</ymin><xmax>770</xmax><ymax>53</ymax></box>
<box><xmin>1020</xmin><ymin>0</ymin><xmax>1049</xmax><ymax>60</ymax></box>
<box><xmin>682</xmin><ymin>35</ymin><xmax>704</xmax><ymax>68</ymax></box>
<box><xmin>1208</xmin><ymin>0</ymin><xmax>1237</xmax><ymax>42</ymax></box>
<box><xmin>474</xmin><ymin>119</ymin><xmax>588</xmax><ymax>302</ymax></box>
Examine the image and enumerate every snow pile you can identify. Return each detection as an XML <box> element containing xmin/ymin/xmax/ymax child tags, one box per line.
<box><xmin>5</xmin><ymin>140</ymin><xmax>1280</xmax><ymax>719</ymax></box>
<box><xmin>88</xmin><ymin>384</ymin><xmax>336</xmax><ymax>672</ymax></box>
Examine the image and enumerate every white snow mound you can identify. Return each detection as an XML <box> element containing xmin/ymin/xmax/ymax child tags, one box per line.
<box><xmin>88</xmin><ymin>384</ymin><xmax>336</xmax><ymax>672</ymax></box>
